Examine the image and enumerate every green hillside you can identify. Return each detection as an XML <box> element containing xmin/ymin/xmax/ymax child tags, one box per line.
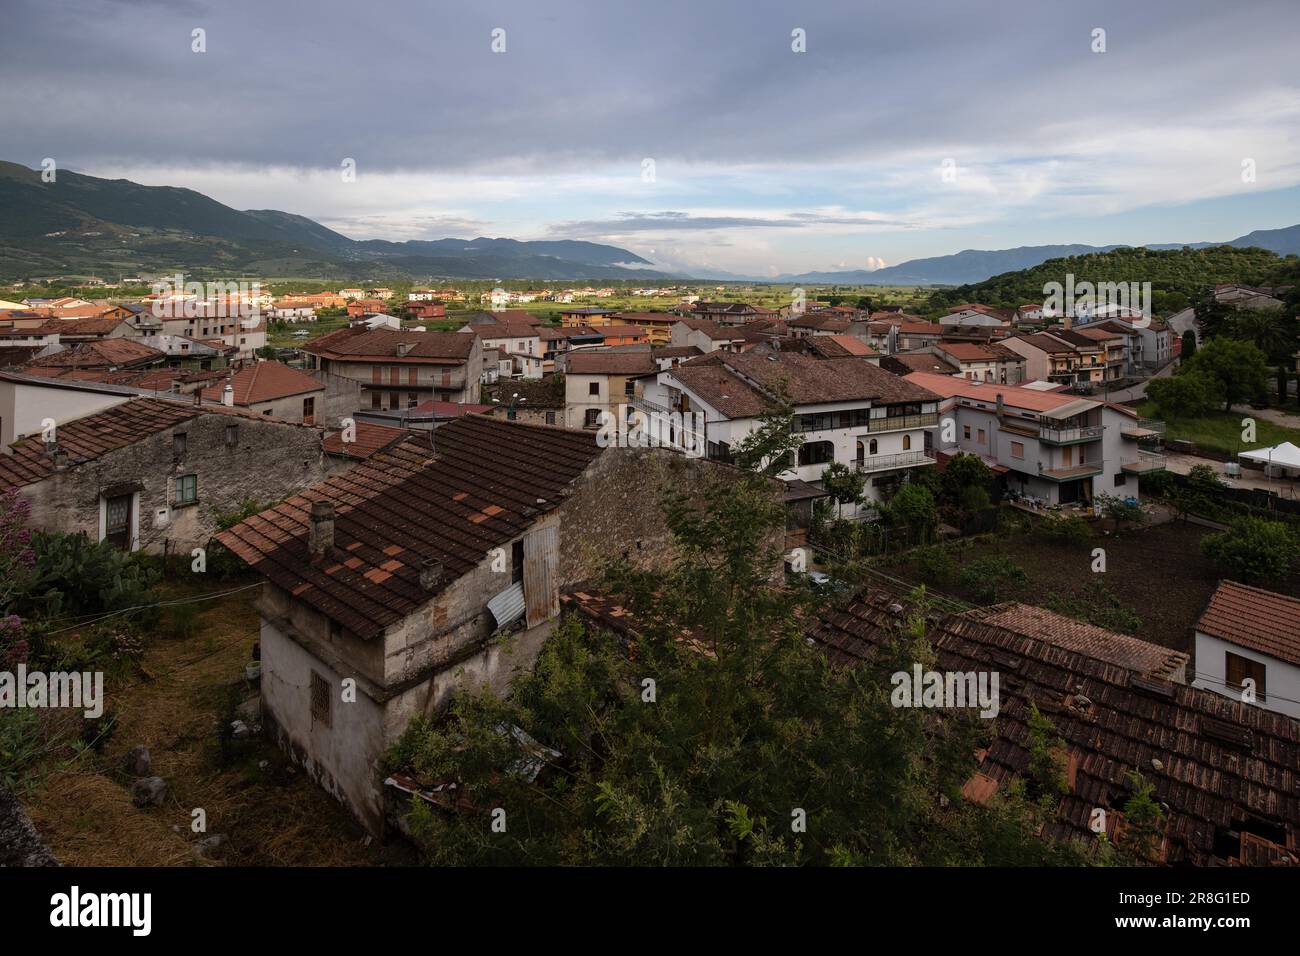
<box><xmin>926</xmin><ymin>245</ymin><xmax>1295</xmax><ymax>314</ymax></box>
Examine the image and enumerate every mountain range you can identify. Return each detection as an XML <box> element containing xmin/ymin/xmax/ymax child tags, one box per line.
<box><xmin>1</xmin><ymin>160</ymin><xmax>1296</xmax><ymax>286</ymax></box>
<box><xmin>0</xmin><ymin>161</ymin><xmax>662</xmax><ymax>281</ymax></box>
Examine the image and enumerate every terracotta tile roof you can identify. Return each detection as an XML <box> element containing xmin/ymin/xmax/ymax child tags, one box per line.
<box><xmin>27</xmin><ymin>339</ymin><xmax>162</xmax><ymax>370</ymax></box>
<box><xmin>1196</xmin><ymin>581</ymin><xmax>1300</xmax><ymax>667</ymax></box>
<box><xmin>565</xmin><ymin>352</ymin><xmax>657</xmax><ymax>375</ymax></box>
<box><xmin>675</xmin><ymin>318</ymin><xmax>743</xmax><ymax>340</ymax></box>
<box><xmin>674</xmin><ymin>351</ymin><xmax>938</xmax><ymax>417</ymax></box>
<box><xmin>882</xmin><ymin>353</ymin><xmax>959</xmax><ymax>376</ymax></box>
<box><xmin>789</xmin><ymin>314</ymin><xmax>850</xmax><ymax>332</ymax></box>
<box><xmin>37</xmin><ymin>316</ymin><xmax>129</xmax><ymax>337</ymax></box>
<box><xmin>199</xmin><ymin>361</ymin><xmax>324</xmax><ymax>406</ymax></box>
<box><xmin>597</xmin><ymin>325</ymin><xmax>647</xmax><ymax>338</ymax></box>
<box><xmin>651</xmin><ymin>346</ymin><xmax>704</xmax><ymax>359</ymax></box>
<box><xmin>215</xmin><ymin>417</ymin><xmax>604</xmax><ymax>639</ymax></box>
<box><xmin>304</xmin><ymin>326</ymin><xmax>475</xmax><ymax>361</ymax></box>
<box><xmin>802</xmin><ymin>335</ymin><xmax>877</xmax><ymax>358</ymax></box>
<box><xmin>936</xmin><ymin>341</ymin><xmax>1021</xmax><ymax>362</ymax></box>
<box><xmin>805</xmin><ymin>592</ymin><xmax>1300</xmax><ymax>865</ymax></box>
<box><xmin>322</xmin><ymin>422</ymin><xmax>411</xmax><ymax>460</ymax></box>
<box><xmin>967</xmin><ymin>603</ymin><xmax>1188</xmax><ymax>679</ymax></box>
<box><xmin>903</xmin><ymin>371</ymin><xmax>1090</xmax><ymax>413</ymax></box>
<box><xmin>0</xmin><ymin>398</ymin><xmax>202</xmax><ymax>487</ymax></box>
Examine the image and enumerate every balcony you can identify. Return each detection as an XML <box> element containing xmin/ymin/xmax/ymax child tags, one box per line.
<box><xmin>865</xmin><ymin>412</ymin><xmax>938</xmax><ymax>433</ymax></box>
<box><xmin>1038</xmin><ymin>462</ymin><xmax>1104</xmax><ymax>482</ymax></box>
<box><xmin>853</xmin><ymin>450</ymin><xmax>936</xmax><ymax>473</ymax></box>
<box><xmin>1121</xmin><ymin>452</ymin><xmax>1167</xmax><ymax>474</ymax></box>
<box><xmin>1039</xmin><ymin>424</ymin><xmax>1104</xmax><ymax>445</ymax></box>
<box><xmin>1121</xmin><ymin>418</ymin><xmax>1166</xmax><ymax>442</ymax></box>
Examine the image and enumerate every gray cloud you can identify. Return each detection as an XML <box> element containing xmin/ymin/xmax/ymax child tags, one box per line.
<box><xmin>3</xmin><ymin>0</ymin><xmax>1296</xmax><ymax>175</ymax></box>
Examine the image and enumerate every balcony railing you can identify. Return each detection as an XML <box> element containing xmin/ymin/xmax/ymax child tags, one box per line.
<box><xmin>865</xmin><ymin>412</ymin><xmax>938</xmax><ymax>433</ymax></box>
<box><xmin>1039</xmin><ymin>424</ymin><xmax>1104</xmax><ymax>444</ymax></box>
<box><xmin>853</xmin><ymin>450</ymin><xmax>936</xmax><ymax>472</ymax></box>
<box><xmin>1121</xmin><ymin>452</ymin><xmax>1167</xmax><ymax>474</ymax></box>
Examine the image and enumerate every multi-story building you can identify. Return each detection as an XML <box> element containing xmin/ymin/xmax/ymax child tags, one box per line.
<box><xmin>302</xmin><ymin>326</ymin><xmax>482</xmax><ymax>411</ymax></box>
<box><xmin>641</xmin><ymin>351</ymin><xmax>940</xmax><ymax>512</ymax></box>
<box><xmin>1002</xmin><ymin>331</ymin><xmax>1105</xmax><ymax>389</ymax></box>
<box><xmin>931</xmin><ymin>341</ymin><xmax>1026</xmax><ymax>384</ymax></box>
<box><xmin>904</xmin><ymin>372</ymin><xmax>1165</xmax><ymax>506</ymax></box>
<box><xmin>563</xmin><ymin>352</ymin><xmax>657</xmax><ymax>429</ymax></box>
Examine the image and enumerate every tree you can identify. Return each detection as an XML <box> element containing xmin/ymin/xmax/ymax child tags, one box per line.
<box><xmin>1279</xmin><ymin>366</ymin><xmax>1290</xmax><ymax>407</ymax></box>
<box><xmin>1146</xmin><ymin>371</ymin><xmax>1218</xmax><ymax>420</ymax></box>
<box><xmin>820</xmin><ymin>461</ymin><xmax>865</xmax><ymax>518</ymax></box>
<box><xmin>731</xmin><ymin>399</ymin><xmax>801</xmax><ymax>478</ymax></box>
<box><xmin>1200</xmin><ymin>517</ymin><xmax>1299</xmax><ymax>585</ymax></box>
<box><xmin>1225</xmin><ymin>307</ymin><xmax>1296</xmax><ymax>364</ymax></box>
<box><xmin>886</xmin><ymin>482</ymin><xmax>937</xmax><ymax>544</ymax></box>
<box><xmin>1180</xmin><ymin>338</ymin><xmax>1269</xmax><ymax>411</ymax></box>
<box><xmin>1179</xmin><ymin>329</ymin><xmax>1197</xmax><ymax>362</ymax></box>
<box><xmin>941</xmin><ymin>452</ymin><xmax>993</xmax><ymax>506</ymax></box>
<box><xmin>383</xmin><ymin>458</ymin><xmax>1088</xmax><ymax>866</ymax></box>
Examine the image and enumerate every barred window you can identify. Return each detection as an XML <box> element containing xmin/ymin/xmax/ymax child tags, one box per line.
<box><xmin>310</xmin><ymin>671</ymin><xmax>332</xmax><ymax>728</ymax></box>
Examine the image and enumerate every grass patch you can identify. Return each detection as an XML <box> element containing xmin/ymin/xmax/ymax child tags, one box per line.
<box><xmin>1138</xmin><ymin>400</ymin><xmax>1300</xmax><ymax>456</ymax></box>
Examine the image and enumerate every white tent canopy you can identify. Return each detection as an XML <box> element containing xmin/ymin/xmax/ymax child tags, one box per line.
<box><xmin>1239</xmin><ymin>442</ymin><xmax>1300</xmax><ymax>472</ymax></box>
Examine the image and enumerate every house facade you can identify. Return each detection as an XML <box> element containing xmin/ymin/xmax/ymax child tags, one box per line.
<box><xmin>1192</xmin><ymin>581</ymin><xmax>1300</xmax><ymax>720</ymax></box>
<box><xmin>302</xmin><ymin>326</ymin><xmax>483</xmax><ymax>410</ymax></box>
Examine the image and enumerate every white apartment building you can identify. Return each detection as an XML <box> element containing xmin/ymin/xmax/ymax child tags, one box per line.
<box><xmin>640</xmin><ymin>352</ymin><xmax>941</xmax><ymax>513</ymax></box>
<box><xmin>904</xmin><ymin>372</ymin><xmax>1164</xmax><ymax>507</ymax></box>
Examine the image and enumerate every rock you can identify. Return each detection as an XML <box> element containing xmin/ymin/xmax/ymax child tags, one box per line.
<box><xmin>230</xmin><ymin>720</ymin><xmax>250</xmax><ymax>740</ymax></box>
<box><xmin>122</xmin><ymin>745</ymin><xmax>151</xmax><ymax>776</ymax></box>
<box><xmin>131</xmin><ymin>776</ymin><xmax>168</xmax><ymax>808</ymax></box>
<box><xmin>192</xmin><ymin>834</ymin><xmax>227</xmax><ymax>859</ymax></box>
<box><xmin>1151</xmin><ymin>758</ymin><xmax>1164</xmax><ymax>772</ymax></box>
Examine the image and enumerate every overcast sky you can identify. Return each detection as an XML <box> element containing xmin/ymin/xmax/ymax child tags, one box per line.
<box><xmin>3</xmin><ymin>0</ymin><xmax>1299</xmax><ymax>275</ymax></box>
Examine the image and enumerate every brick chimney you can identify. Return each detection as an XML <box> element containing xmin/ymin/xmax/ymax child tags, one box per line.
<box><xmin>419</xmin><ymin>557</ymin><xmax>443</xmax><ymax>590</ymax></box>
<box><xmin>308</xmin><ymin>500</ymin><xmax>335</xmax><ymax>558</ymax></box>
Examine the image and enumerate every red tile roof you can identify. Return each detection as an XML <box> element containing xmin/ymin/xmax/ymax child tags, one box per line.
<box><xmin>0</xmin><ymin>398</ymin><xmax>202</xmax><ymax>487</ymax></box>
<box><xmin>1196</xmin><ymin>581</ymin><xmax>1300</xmax><ymax>667</ymax></box>
<box><xmin>27</xmin><ymin>339</ymin><xmax>162</xmax><ymax>369</ymax></box>
<box><xmin>322</xmin><ymin>422</ymin><xmax>411</xmax><ymax>460</ymax></box>
<box><xmin>215</xmin><ymin>416</ymin><xmax>604</xmax><ymax>639</ymax></box>
<box><xmin>564</xmin><ymin>352</ymin><xmax>657</xmax><ymax>375</ymax></box>
<box><xmin>903</xmin><ymin>371</ymin><xmax>1092</xmax><ymax>413</ymax></box>
<box><xmin>199</xmin><ymin>361</ymin><xmax>324</xmax><ymax>406</ymax></box>
<box><xmin>304</xmin><ymin>326</ymin><xmax>475</xmax><ymax>361</ymax></box>
<box><xmin>806</xmin><ymin>592</ymin><xmax>1300</xmax><ymax>865</ymax></box>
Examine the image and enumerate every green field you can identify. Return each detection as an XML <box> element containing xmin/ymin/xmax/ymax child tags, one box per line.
<box><xmin>1138</xmin><ymin>400</ymin><xmax>1300</xmax><ymax>456</ymax></box>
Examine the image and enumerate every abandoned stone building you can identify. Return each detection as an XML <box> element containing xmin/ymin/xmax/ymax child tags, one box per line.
<box><xmin>0</xmin><ymin>396</ymin><xmax>332</xmax><ymax>554</ymax></box>
<box><xmin>216</xmin><ymin>414</ymin><xmax>747</xmax><ymax>834</ymax></box>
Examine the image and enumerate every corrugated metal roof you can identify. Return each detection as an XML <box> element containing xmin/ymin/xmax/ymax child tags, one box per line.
<box><xmin>488</xmin><ymin>581</ymin><xmax>525</xmax><ymax>629</ymax></box>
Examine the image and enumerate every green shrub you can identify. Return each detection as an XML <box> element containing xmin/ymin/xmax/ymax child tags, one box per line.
<box><xmin>958</xmin><ymin>556</ymin><xmax>1028</xmax><ymax>603</ymax></box>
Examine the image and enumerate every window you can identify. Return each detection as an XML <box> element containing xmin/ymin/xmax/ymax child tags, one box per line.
<box><xmin>902</xmin><ymin>434</ymin><xmax>912</xmax><ymax>451</ymax></box>
<box><xmin>797</xmin><ymin>441</ymin><xmax>834</xmax><ymax>466</ymax></box>
<box><xmin>584</xmin><ymin>408</ymin><xmax>601</xmax><ymax>428</ymax></box>
<box><xmin>1225</xmin><ymin>652</ymin><xmax>1266</xmax><ymax>701</ymax></box>
<box><xmin>869</xmin><ymin>438</ymin><xmax>878</xmax><ymax>455</ymax></box>
<box><xmin>963</xmin><ymin>425</ymin><xmax>971</xmax><ymax>440</ymax></box>
<box><xmin>372</xmin><ymin>366</ymin><xmax>382</xmax><ymax>384</ymax></box>
<box><xmin>588</xmin><ymin>381</ymin><xmax>600</xmax><ymax>396</ymax></box>
<box><xmin>977</xmin><ymin>428</ymin><xmax>986</xmax><ymax>443</ymax></box>
<box><xmin>173</xmin><ymin>432</ymin><xmax>187</xmax><ymax>456</ymax></box>
<box><xmin>624</xmin><ymin>378</ymin><xmax>635</xmax><ymax>397</ymax></box>
<box><xmin>175</xmin><ymin>474</ymin><xmax>197</xmax><ymax>505</ymax></box>
<box><xmin>225</xmin><ymin>424</ymin><xmax>238</xmax><ymax>447</ymax></box>
<box><xmin>408</xmin><ymin>368</ymin><xmax>418</xmax><ymax>385</ymax></box>
<box><xmin>545</xmin><ymin>411</ymin><xmax>557</xmax><ymax>425</ymax></box>
<box><xmin>1010</xmin><ymin>441</ymin><xmax>1024</xmax><ymax>460</ymax></box>
<box><xmin>1114</xmin><ymin>472</ymin><xmax>1127</xmax><ymax>486</ymax></box>
<box><xmin>310</xmin><ymin>671</ymin><xmax>332</xmax><ymax>728</ymax></box>
<box><xmin>370</xmin><ymin>392</ymin><xmax>381</xmax><ymax>409</ymax></box>
<box><xmin>302</xmin><ymin>397</ymin><xmax>315</xmax><ymax>424</ymax></box>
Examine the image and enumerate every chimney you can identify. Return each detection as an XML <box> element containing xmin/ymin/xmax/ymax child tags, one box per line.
<box><xmin>193</xmin><ymin>389</ymin><xmax>201</xmax><ymax>406</ymax></box>
<box><xmin>419</xmin><ymin>557</ymin><xmax>443</xmax><ymax>591</ymax></box>
<box><xmin>396</xmin><ymin>341</ymin><xmax>413</xmax><ymax>358</ymax></box>
<box><xmin>222</xmin><ymin>383</ymin><xmax>234</xmax><ymax>407</ymax></box>
<box><xmin>995</xmin><ymin>393</ymin><xmax>1005</xmax><ymax>422</ymax></box>
<box><xmin>308</xmin><ymin>501</ymin><xmax>335</xmax><ymax>558</ymax></box>
<box><xmin>53</xmin><ymin>448</ymin><xmax>69</xmax><ymax>471</ymax></box>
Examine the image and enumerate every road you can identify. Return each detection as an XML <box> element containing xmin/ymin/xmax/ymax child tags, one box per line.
<box><xmin>1104</xmin><ymin>360</ymin><xmax>1178</xmax><ymax>404</ymax></box>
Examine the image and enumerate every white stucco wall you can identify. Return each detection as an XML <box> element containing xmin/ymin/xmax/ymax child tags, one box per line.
<box><xmin>1192</xmin><ymin>631</ymin><xmax>1300</xmax><ymax>720</ymax></box>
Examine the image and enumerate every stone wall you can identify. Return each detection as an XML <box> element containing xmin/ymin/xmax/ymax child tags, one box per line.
<box><xmin>19</xmin><ymin>411</ymin><xmax>331</xmax><ymax>554</ymax></box>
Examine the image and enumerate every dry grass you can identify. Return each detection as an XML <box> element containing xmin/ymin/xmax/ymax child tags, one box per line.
<box><xmin>20</xmin><ymin>578</ymin><xmax>388</xmax><ymax>867</ymax></box>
